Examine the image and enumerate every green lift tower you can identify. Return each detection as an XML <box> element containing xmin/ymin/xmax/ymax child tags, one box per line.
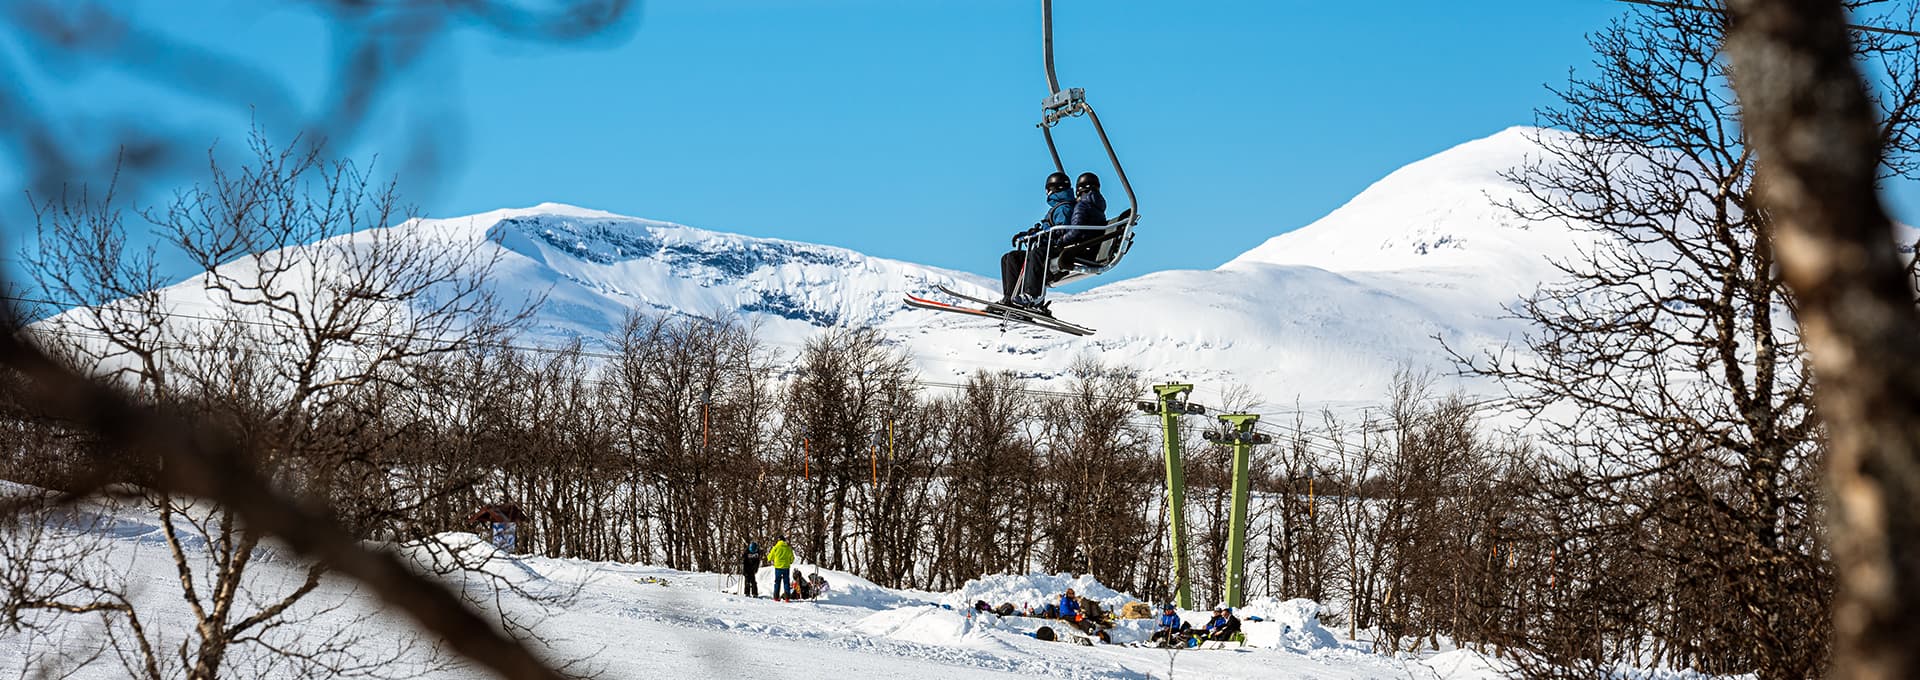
<box><xmin>1205</xmin><ymin>413</ymin><xmax>1271</xmax><ymax>607</ymax></box>
<box><xmin>1138</xmin><ymin>384</ymin><xmax>1205</xmax><ymax>609</ymax></box>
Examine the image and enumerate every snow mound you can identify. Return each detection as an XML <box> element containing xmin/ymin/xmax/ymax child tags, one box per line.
<box><xmin>852</xmin><ymin>605</ymin><xmax>1004</xmax><ymax>648</ymax></box>
<box><xmin>757</xmin><ymin>563</ymin><xmax>907</xmax><ymax>609</ymax></box>
<box><xmin>1237</xmin><ymin>597</ymin><xmax>1340</xmax><ymax>652</ymax></box>
<box><xmin>1420</xmin><ymin>650</ymin><xmax>1518</xmax><ymax>679</ymax></box>
<box><xmin>942</xmin><ymin>572</ymin><xmax>1135</xmax><ymax>613</ymax></box>
<box><xmin>396</xmin><ymin>532</ymin><xmax>547</xmax><ymax>586</ymax></box>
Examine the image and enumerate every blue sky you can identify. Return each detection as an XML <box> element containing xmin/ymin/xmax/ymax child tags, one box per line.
<box><xmin>7</xmin><ymin>0</ymin><xmax>1916</xmax><ymax>289</ymax></box>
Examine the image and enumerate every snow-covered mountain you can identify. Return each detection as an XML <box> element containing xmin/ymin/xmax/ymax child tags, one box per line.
<box><xmin>48</xmin><ymin>127</ymin><xmax>1619</xmax><ymax>411</ymax></box>
<box><xmin>453</xmin><ymin>203</ymin><xmax>1002</xmax><ymax>341</ymax></box>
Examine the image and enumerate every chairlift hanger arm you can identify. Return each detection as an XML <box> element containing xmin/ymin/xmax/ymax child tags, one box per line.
<box><xmin>1043</xmin><ymin>0</ymin><xmax>1060</xmax><ymax>95</ymax></box>
<box><xmin>1036</xmin><ymin>0</ymin><xmax>1137</xmax><ymax>227</ymax></box>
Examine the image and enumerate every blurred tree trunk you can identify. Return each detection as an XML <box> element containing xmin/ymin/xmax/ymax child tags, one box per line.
<box><xmin>1723</xmin><ymin>2</ymin><xmax>1920</xmax><ymax>679</ymax></box>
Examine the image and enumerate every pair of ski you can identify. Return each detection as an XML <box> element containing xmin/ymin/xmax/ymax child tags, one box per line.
<box><xmin>903</xmin><ymin>285</ymin><xmax>1095</xmax><ymax>336</ymax></box>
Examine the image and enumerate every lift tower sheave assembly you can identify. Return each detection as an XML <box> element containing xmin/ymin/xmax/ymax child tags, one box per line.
<box><xmin>1207</xmin><ymin>414</ymin><xmax>1271</xmax><ymax>608</ymax></box>
<box><xmin>1140</xmin><ymin>384</ymin><xmax>1204</xmax><ymax>610</ymax></box>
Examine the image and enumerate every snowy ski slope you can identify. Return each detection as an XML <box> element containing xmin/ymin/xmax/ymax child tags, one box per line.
<box><xmin>0</xmin><ymin>489</ymin><xmax>1730</xmax><ymax>680</ymax></box>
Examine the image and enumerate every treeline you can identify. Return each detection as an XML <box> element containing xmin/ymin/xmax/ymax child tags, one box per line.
<box><xmin>0</xmin><ymin>304</ymin><xmax>1821</xmax><ymax>678</ymax></box>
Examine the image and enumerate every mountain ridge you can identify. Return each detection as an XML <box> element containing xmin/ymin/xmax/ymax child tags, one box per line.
<box><xmin>36</xmin><ymin>128</ymin><xmax>1667</xmax><ymax>410</ymax></box>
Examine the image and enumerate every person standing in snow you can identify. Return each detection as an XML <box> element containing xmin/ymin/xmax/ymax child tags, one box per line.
<box><xmin>766</xmin><ymin>536</ymin><xmax>795</xmax><ymax>601</ymax></box>
<box><xmin>741</xmin><ymin>539</ymin><xmax>764</xmax><ymax>598</ymax></box>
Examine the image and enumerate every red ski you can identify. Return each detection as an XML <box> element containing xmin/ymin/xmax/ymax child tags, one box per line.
<box><xmin>902</xmin><ymin>291</ymin><xmax>1094</xmax><ymax>337</ymax></box>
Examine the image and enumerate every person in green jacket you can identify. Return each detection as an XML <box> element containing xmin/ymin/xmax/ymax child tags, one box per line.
<box><xmin>767</xmin><ymin>536</ymin><xmax>795</xmax><ymax>601</ymax></box>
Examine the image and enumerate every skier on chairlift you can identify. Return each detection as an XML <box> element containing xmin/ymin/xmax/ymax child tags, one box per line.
<box><xmin>898</xmin><ymin>1</ymin><xmax>1130</xmax><ymax>337</ymax></box>
<box><xmin>998</xmin><ymin>171</ymin><xmax>1105</xmax><ymax>316</ymax></box>
<box><xmin>1071</xmin><ymin>172</ymin><xmax>1106</xmax><ymax>227</ymax></box>
<box><xmin>999</xmin><ymin>171</ymin><xmax>1074</xmax><ymax>313</ymax></box>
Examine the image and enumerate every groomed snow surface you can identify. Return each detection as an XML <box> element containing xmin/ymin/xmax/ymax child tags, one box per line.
<box><xmin>1</xmin><ymin>496</ymin><xmax>1608</xmax><ymax>680</ymax></box>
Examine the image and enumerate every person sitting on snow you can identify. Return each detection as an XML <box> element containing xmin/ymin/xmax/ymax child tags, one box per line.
<box><xmin>1205</xmin><ymin>604</ymin><xmax>1243</xmax><ymax>641</ymax></box>
<box><xmin>807</xmin><ymin>572</ymin><xmax>830</xmax><ymax>598</ymax></box>
<box><xmin>1058</xmin><ymin>587</ymin><xmax>1103</xmax><ymax>633</ymax></box>
<box><xmin>1150</xmin><ymin>603</ymin><xmax>1190</xmax><ymax>646</ymax></box>
<box><xmin>1057</xmin><ymin>587</ymin><xmax>1083</xmax><ymax>622</ymax></box>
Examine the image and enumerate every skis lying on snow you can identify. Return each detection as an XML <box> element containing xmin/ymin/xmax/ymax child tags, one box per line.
<box><xmin>901</xmin><ymin>285</ymin><xmax>1095</xmax><ymax>337</ymax></box>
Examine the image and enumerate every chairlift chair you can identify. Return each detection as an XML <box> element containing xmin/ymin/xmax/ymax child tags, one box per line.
<box><xmin>1026</xmin><ymin>0</ymin><xmax>1140</xmax><ymax>289</ymax></box>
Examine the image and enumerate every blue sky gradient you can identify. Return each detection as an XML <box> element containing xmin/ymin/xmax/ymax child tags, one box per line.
<box><xmin>8</xmin><ymin>0</ymin><xmax>1916</xmax><ymax>288</ymax></box>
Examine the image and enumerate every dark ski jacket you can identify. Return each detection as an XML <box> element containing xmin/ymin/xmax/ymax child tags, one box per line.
<box><xmin>1070</xmin><ymin>188</ymin><xmax>1107</xmax><ymax>227</ymax></box>
<box><xmin>1043</xmin><ymin>190</ymin><xmax>1075</xmax><ymax>229</ymax></box>
<box><xmin>743</xmin><ymin>542</ymin><xmax>763</xmax><ymax>561</ymax></box>
<box><xmin>1206</xmin><ymin>614</ymin><xmax>1242</xmax><ymax>638</ymax></box>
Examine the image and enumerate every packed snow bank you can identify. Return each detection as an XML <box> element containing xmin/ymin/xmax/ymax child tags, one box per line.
<box><xmin>755</xmin><ymin>562</ymin><xmax>908</xmax><ymax>609</ymax></box>
<box><xmin>1420</xmin><ymin>650</ymin><xmax>1518</xmax><ymax>679</ymax></box>
<box><xmin>394</xmin><ymin>532</ymin><xmax>549</xmax><ymax>587</ymax></box>
<box><xmin>1417</xmin><ymin>649</ymin><xmax>1732</xmax><ymax>680</ymax></box>
<box><xmin>1237</xmin><ymin>597</ymin><xmax>1340</xmax><ymax>652</ymax></box>
<box><xmin>943</xmin><ymin>572</ymin><xmax>1135</xmax><ymax>613</ymax></box>
<box><xmin>853</xmin><ymin>605</ymin><xmax>1010</xmax><ymax>649</ymax></box>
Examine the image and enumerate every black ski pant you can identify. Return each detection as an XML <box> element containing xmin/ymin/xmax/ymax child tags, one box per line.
<box><xmin>741</xmin><ymin>557</ymin><xmax>761</xmax><ymax>597</ymax></box>
<box><xmin>1000</xmin><ymin>247</ymin><xmax>1048</xmax><ymax>302</ymax></box>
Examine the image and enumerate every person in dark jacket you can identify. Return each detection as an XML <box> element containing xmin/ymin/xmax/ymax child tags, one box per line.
<box><xmin>1204</xmin><ymin>604</ymin><xmax>1243</xmax><ymax>641</ymax></box>
<box><xmin>1070</xmin><ymin>172</ymin><xmax>1107</xmax><ymax>228</ymax></box>
<box><xmin>741</xmin><ymin>540</ymin><xmax>764</xmax><ymax>597</ymax></box>
<box><xmin>999</xmin><ymin>172</ymin><xmax>1076</xmax><ymax>311</ymax></box>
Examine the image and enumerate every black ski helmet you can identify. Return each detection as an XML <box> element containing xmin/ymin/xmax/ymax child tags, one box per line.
<box><xmin>1075</xmin><ymin>172</ymin><xmax>1100</xmax><ymax>192</ymax></box>
<box><xmin>1045</xmin><ymin>171</ymin><xmax>1071</xmax><ymax>193</ymax></box>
